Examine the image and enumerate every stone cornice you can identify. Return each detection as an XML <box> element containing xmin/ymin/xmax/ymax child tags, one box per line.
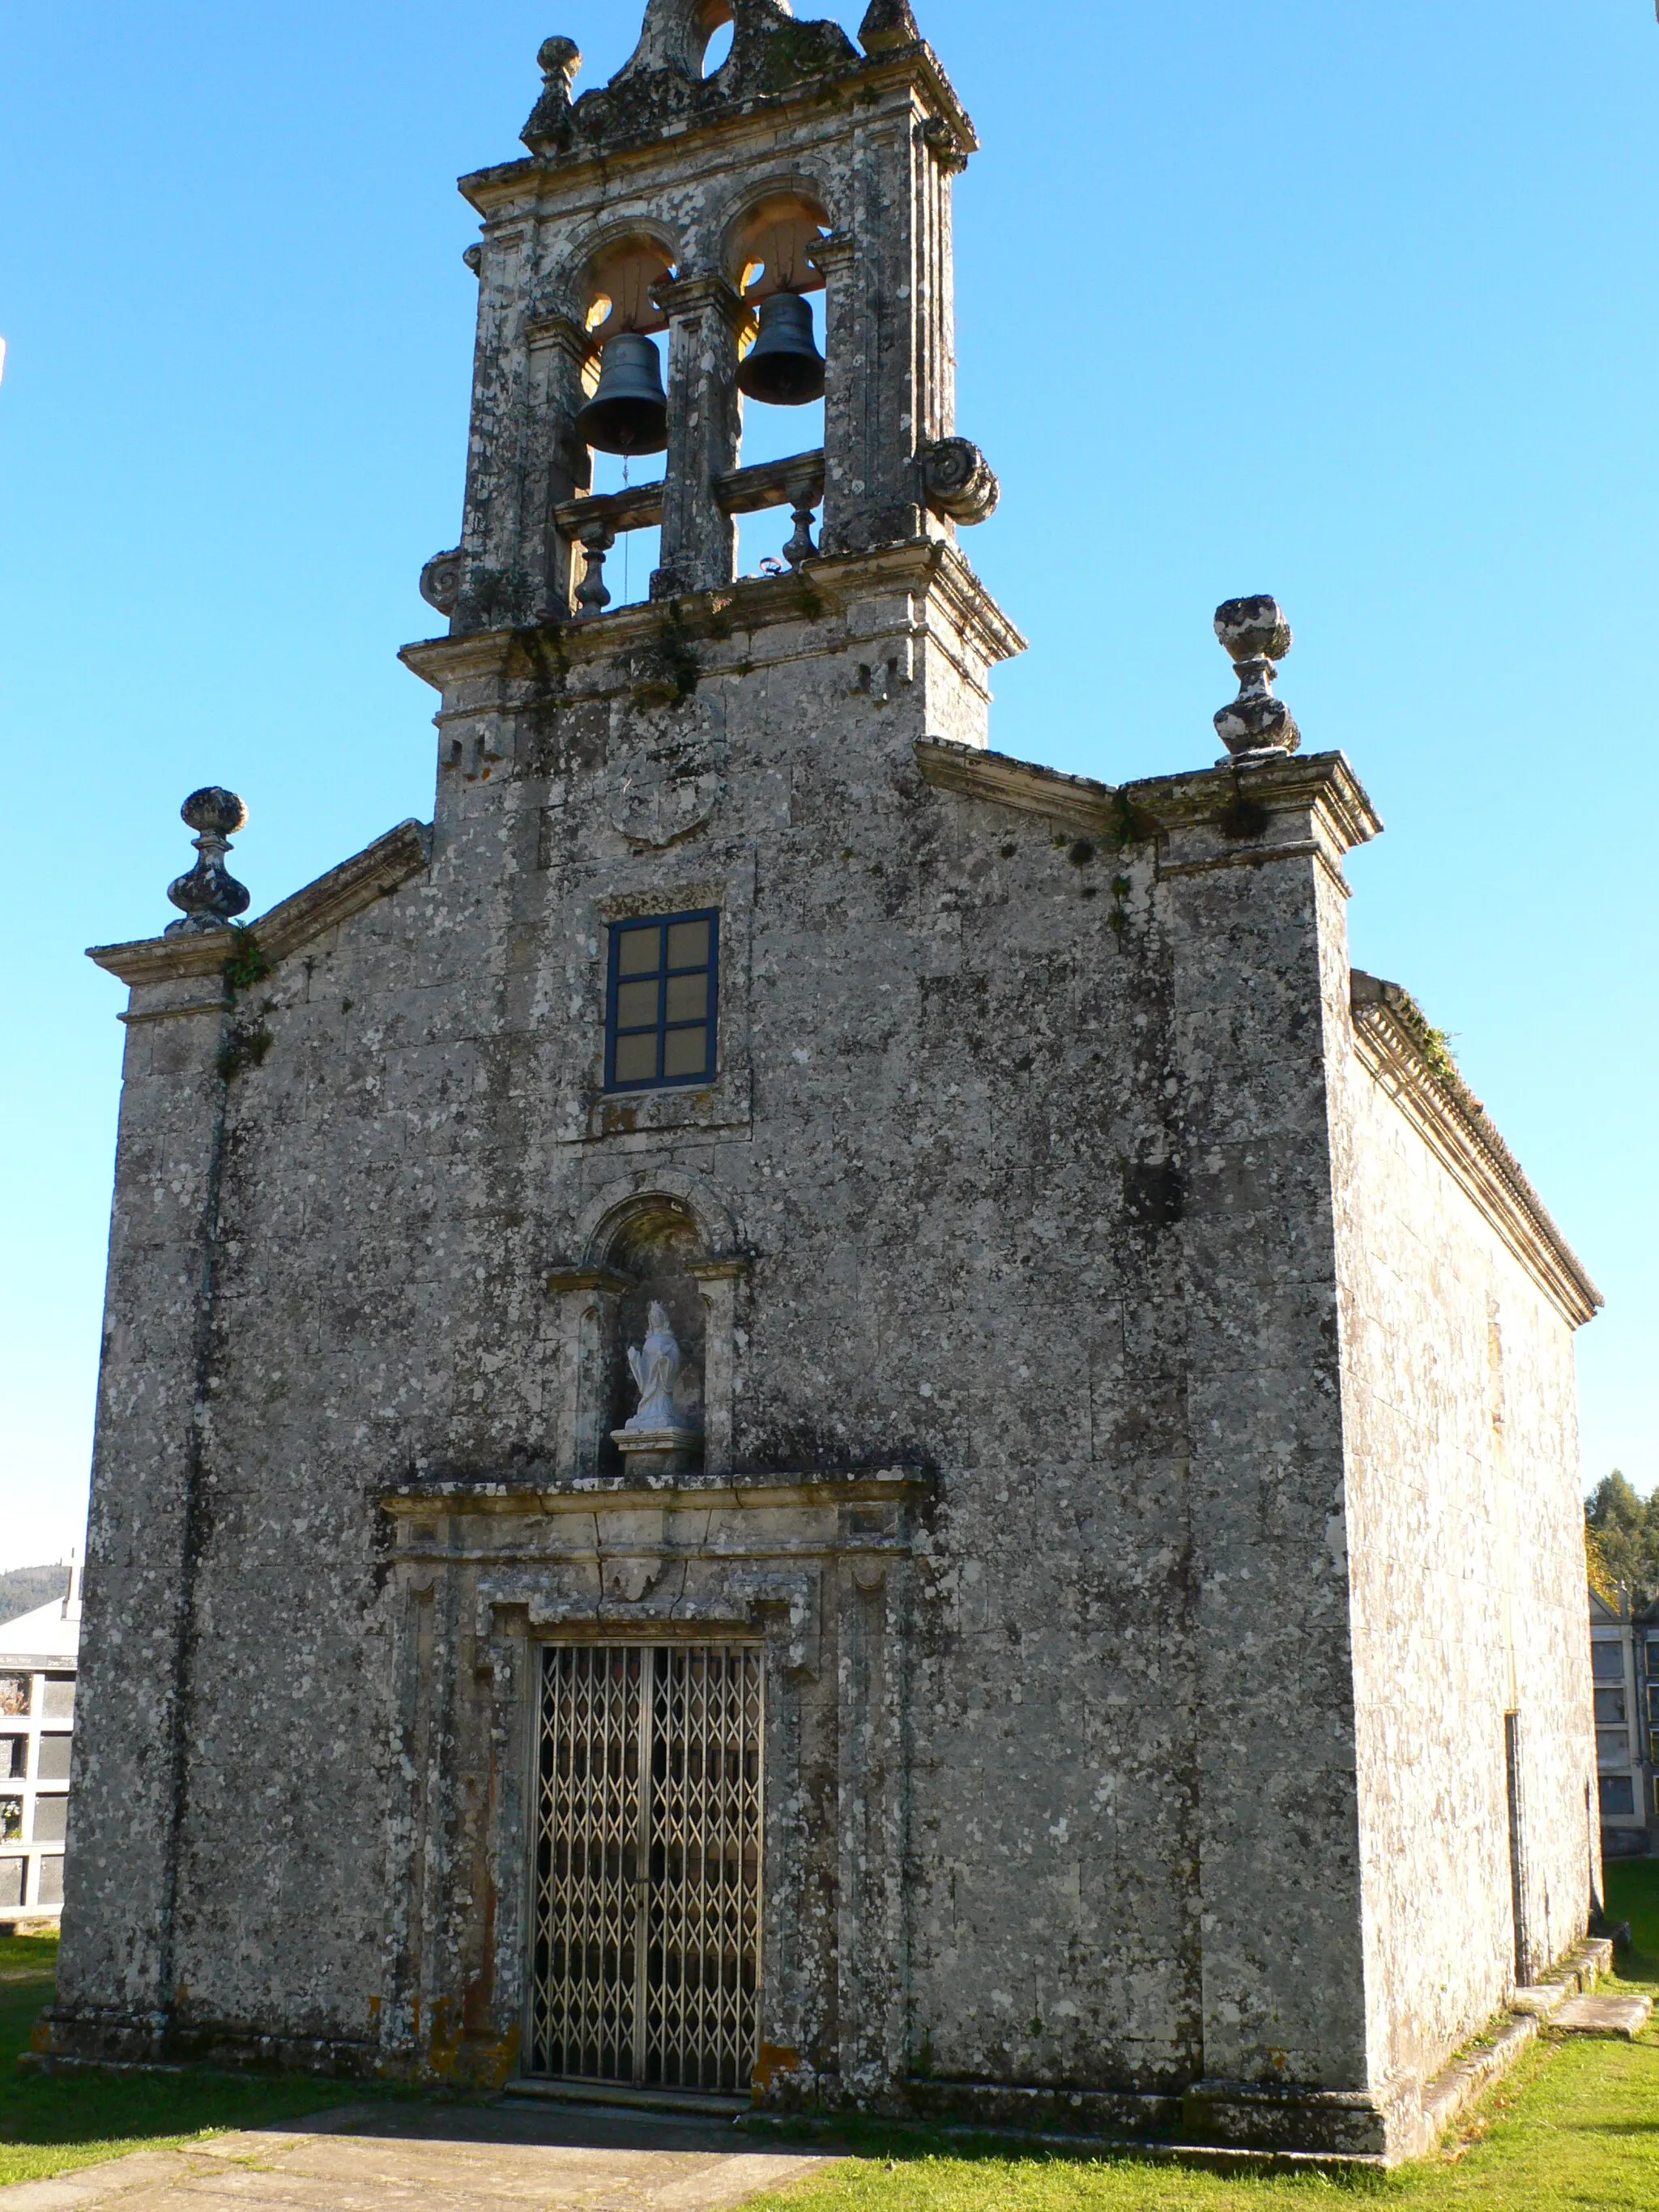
<box><xmin>915</xmin><ymin>738</ymin><xmax>1121</xmax><ymax>838</ymax></box>
<box><xmin>1350</xmin><ymin>972</ymin><xmax>1601</xmax><ymax>1329</ymax></box>
<box><xmin>87</xmin><ymin>820</ymin><xmax>431</xmax><ymax>990</ymax></box>
<box><xmin>915</xmin><ymin>740</ymin><xmax>1382</xmax><ymax>863</ymax></box>
<box><xmin>459</xmin><ymin>47</ymin><xmax>976</xmax><ymax>218</ymax></box>
<box><xmin>381</xmin><ymin>1468</ymin><xmax>930</xmax><ymax>1519</ymax></box>
<box><xmin>1127</xmin><ymin>752</ymin><xmax>1384</xmax><ymax>854</ymax></box>
<box><xmin>399</xmin><ymin>540</ymin><xmax>1026</xmax><ymax>697</ymax></box>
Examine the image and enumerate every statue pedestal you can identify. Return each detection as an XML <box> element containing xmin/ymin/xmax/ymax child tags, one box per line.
<box><xmin>611</xmin><ymin>1426</ymin><xmax>702</xmax><ymax>1482</ymax></box>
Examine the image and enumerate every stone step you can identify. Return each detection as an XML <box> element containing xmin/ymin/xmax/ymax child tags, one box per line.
<box><xmin>1550</xmin><ymin>1993</ymin><xmax>1653</xmax><ymax>2040</ymax></box>
<box><xmin>503</xmin><ymin>2078</ymin><xmax>749</xmax><ymax>2119</ymax></box>
<box><xmin>1512</xmin><ymin>1981</ymin><xmax>1574</xmax><ymax>2020</ymax></box>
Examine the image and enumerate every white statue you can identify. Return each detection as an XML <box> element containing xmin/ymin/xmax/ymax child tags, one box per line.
<box><xmin>625</xmin><ymin>1302</ymin><xmax>690</xmax><ymax>1433</ymax></box>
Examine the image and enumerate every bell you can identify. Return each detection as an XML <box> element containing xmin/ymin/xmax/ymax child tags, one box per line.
<box><xmin>576</xmin><ymin>332</ymin><xmax>668</xmax><ymax>456</ymax></box>
<box><xmin>736</xmin><ymin>292</ymin><xmax>825</xmax><ymax>407</ymax></box>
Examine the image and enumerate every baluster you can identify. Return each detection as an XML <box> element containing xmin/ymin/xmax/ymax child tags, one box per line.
<box><xmin>782</xmin><ymin>478</ymin><xmax>819</xmax><ymax>571</ymax></box>
<box><xmin>576</xmin><ymin>519</ymin><xmax>616</xmax><ymax>617</ymax></box>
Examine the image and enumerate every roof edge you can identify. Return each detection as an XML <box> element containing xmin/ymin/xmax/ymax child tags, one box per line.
<box><xmin>1350</xmin><ymin>971</ymin><xmax>1602</xmax><ymax>1329</ymax></box>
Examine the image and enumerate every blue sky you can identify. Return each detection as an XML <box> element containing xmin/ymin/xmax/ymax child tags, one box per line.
<box><xmin>1</xmin><ymin>1</ymin><xmax>1655</xmax><ymax>1566</ymax></box>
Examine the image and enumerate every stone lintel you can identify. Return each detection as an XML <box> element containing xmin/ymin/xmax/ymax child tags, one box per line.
<box><xmin>87</xmin><ymin>820</ymin><xmax>431</xmax><ymax>990</ymax></box>
<box><xmin>458</xmin><ymin>48</ymin><xmax>978</xmax><ymax>219</ymax></box>
<box><xmin>399</xmin><ymin>540</ymin><xmax>1026</xmax><ymax>697</ymax></box>
<box><xmin>1350</xmin><ymin>972</ymin><xmax>1601</xmax><ymax>1328</ymax></box>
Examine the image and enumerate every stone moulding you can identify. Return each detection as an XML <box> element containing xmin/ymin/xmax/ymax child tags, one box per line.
<box><xmin>87</xmin><ymin>820</ymin><xmax>432</xmax><ymax>989</ymax></box>
<box><xmin>460</xmin><ymin>46</ymin><xmax>979</xmax><ymax>213</ymax></box>
<box><xmin>381</xmin><ymin>1469</ymin><xmax>928</xmax><ymax>1514</ymax></box>
<box><xmin>1350</xmin><ymin>971</ymin><xmax>1601</xmax><ymax>1328</ymax></box>
<box><xmin>915</xmin><ymin>738</ymin><xmax>1383</xmax><ymax>867</ymax></box>
<box><xmin>915</xmin><ymin>736</ymin><xmax>1123</xmax><ymax>837</ymax></box>
<box><xmin>382</xmin><ymin>1468</ymin><xmax>930</xmax><ymax>1680</ymax></box>
<box><xmin>399</xmin><ymin>539</ymin><xmax>1028</xmax><ymax>698</ymax></box>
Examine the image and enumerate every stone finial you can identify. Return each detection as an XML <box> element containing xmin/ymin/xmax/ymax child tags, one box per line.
<box><xmin>164</xmin><ymin>787</ymin><xmax>251</xmax><ymax>936</ymax></box>
<box><xmin>522</xmin><ymin>36</ymin><xmax>582</xmax><ymax>151</ymax></box>
<box><xmin>860</xmin><ymin>0</ymin><xmax>923</xmax><ymax>53</ymax></box>
<box><xmin>1213</xmin><ymin>596</ymin><xmax>1299</xmax><ymax>763</ymax></box>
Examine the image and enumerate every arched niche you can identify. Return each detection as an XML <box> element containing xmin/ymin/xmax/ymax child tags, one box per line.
<box><xmin>598</xmin><ymin>1200</ymin><xmax>707</xmax><ymax>1471</ymax></box>
<box><xmin>548</xmin><ymin>1174</ymin><xmax>747</xmax><ymax>1484</ymax></box>
<box><xmin>552</xmin><ymin>1176</ymin><xmax>747</xmax><ymax>1486</ymax></box>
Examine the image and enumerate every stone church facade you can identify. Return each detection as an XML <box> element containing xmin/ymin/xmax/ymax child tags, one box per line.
<box><xmin>49</xmin><ymin>0</ymin><xmax>1603</xmax><ymax>2163</ymax></box>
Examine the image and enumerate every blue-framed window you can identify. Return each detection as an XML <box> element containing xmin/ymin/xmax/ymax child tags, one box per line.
<box><xmin>606</xmin><ymin>911</ymin><xmax>719</xmax><ymax>1091</ymax></box>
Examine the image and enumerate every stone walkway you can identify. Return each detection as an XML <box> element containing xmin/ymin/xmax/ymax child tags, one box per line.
<box><xmin>0</xmin><ymin>2099</ymin><xmax>834</xmax><ymax>2212</ymax></box>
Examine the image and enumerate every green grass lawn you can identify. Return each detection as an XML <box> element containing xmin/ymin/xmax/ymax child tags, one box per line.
<box><xmin>2</xmin><ymin>1872</ymin><xmax>1657</xmax><ymax>2203</ymax></box>
<box><xmin>0</xmin><ymin>1931</ymin><xmax>364</xmax><ymax>2187</ymax></box>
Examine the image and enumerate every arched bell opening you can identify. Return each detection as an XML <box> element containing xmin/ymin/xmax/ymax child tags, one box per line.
<box><xmin>596</xmin><ymin>1202</ymin><xmax>707</xmax><ymax>1476</ymax></box>
<box><xmin>578</xmin><ymin>237</ymin><xmax>677</xmax><ymax>498</ymax></box>
<box><xmin>724</xmin><ymin>191</ymin><xmax>830</xmax><ymax>573</ymax></box>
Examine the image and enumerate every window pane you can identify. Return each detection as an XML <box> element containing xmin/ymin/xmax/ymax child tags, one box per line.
<box><xmin>617</xmin><ymin>927</ymin><xmax>662</xmax><ymax>977</ymax></box>
<box><xmin>665</xmin><ymin>973</ymin><xmax>709</xmax><ymax>1023</ymax></box>
<box><xmin>666</xmin><ymin>919</ymin><xmax>710</xmax><ymax>970</ymax></box>
<box><xmin>0</xmin><ymin>1680</ymin><xmax>28</xmax><ymax>1719</ymax></box>
<box><xmin>663</xmin><ymin>1026</ymin><xmax>709</xmax><ymax>1079</ymax></box>
<box><xmin>616</xmin><ymin>978</ymin><xmax>660</xmax><ymax>1029</ymax></box>
<box><xmin>614</xmin><ymin>1034</ymin><xmax>658</xmax><ymax>1084</ymax></box>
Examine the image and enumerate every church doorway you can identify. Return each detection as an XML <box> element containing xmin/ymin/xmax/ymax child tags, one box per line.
<box><xmin>527</xmin><ymin>1643</ymin><xmax>764</xmax><ymax>2095</ymax></box>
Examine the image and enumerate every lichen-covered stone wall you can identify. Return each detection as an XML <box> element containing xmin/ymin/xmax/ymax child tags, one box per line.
<box><xmin>52</xmin><ymin>554</ymin><xmax>1600</xmax><ymax>2159</ymax></box>
<box><xmin>1330</xmin><ymin>956</ymin><xmax>1597</xmax><ymax>2099</ymax></box>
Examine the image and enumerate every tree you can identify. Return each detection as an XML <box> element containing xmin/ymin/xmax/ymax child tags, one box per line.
<box><xmin>1585</xmin><ymin>1472</ymin><xmax>1659</xmax><ymax>1603</ymax></box>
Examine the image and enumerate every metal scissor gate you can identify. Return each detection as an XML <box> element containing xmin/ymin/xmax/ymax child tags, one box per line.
<box><xmin>527</xmin><ymin>1643</ymin><xmax>764</xmax><ymax>2095</ymax></box>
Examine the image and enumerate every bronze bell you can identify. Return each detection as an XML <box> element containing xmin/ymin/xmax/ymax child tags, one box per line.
<box><xmin>577</xmin><ymin>332</ymin><xmax>668</xmax><ymax>456</ymax></box>
<box><xmin>736</xmin><ymin>292</ymin><xmax>825</xmax><ymax>407</ymax></box>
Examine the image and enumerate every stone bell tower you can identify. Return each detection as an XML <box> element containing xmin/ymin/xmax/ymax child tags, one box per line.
<box><xmin>419</xmin><ymin>0</ymin><xmax>1003</xmax><ymax>638</ymax></box>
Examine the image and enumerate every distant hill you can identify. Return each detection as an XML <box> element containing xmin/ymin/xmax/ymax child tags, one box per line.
<box><xmin>0</xmin><ymin>1564</ymin><xmax>71</xmax><ymax>1630</ymax></box>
